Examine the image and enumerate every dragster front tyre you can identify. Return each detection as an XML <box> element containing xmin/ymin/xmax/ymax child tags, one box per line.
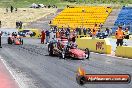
<box><xmin>85</xmin><ymin>48</ymin><xmax>90</xmax><ymax>59</ymax></box>
<box><xmin>76</xmin><ymin>75</ymin><xmax>86</xmax><ymax>86</ymax></box>
<box><xmin>48</xmin><ymin>44</ymin><xmax>53</xmax><ymax>56</ymax></box>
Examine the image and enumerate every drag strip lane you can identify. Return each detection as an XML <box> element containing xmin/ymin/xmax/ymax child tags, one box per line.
<box><xmin>0</xmin><ymin>40</ymin><xmax>132</xmax><ymax>88</ymax></box>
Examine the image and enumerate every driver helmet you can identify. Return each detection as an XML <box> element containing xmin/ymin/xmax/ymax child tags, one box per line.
<box><xmin>71</xmin><ymin>42</ymin><xmax>77</xmax><ymax>48</ymax></box>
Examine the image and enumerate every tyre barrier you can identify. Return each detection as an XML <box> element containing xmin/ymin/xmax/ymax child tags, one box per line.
<box><xmin>76</xmin><ymin>37</ymin><xmax>111</xmax><ymax>54</ymax></box>
<box><xmin>115</xmin><ymin>46</ymin><xmax>132</xmax><ymax>58</ymax></box>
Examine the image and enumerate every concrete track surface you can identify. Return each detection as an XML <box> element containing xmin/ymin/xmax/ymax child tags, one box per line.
<box><xmin>0</xmin><ymin>38</ymin><xmax>132</xmax><ymax>88</ymax></box>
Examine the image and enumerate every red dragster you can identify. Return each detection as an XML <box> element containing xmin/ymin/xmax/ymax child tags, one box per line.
<box><xmin>48</xmin><ymin>37</ymin><xmax>90</xmax><ymax>60</ymax></box>
<box><xmin>8</xmin><ymin>35</ymin><xmax>23</xmax><ymax>45</ymax></box>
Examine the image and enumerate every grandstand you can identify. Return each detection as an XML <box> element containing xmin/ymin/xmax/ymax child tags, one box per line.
<box><xmin>113</xmin><ymin>6</ymin><xmax>132</xmax><ymax>33</ymax></box>
<box><xmin>51</xmin><ymin>6</ymin><xmax>112</xmax><ymax>30</ymax></box>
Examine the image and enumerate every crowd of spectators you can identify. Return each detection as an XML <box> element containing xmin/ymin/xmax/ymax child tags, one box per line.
<box><xmin>40</xmin><ymin>23</ymin><xmax>114</xmax><ymax>44</ymax></box>
<box><xmin>6</xmin><ymin>6</ymin><xmax>17</xmax><ymax>13</ymax></box>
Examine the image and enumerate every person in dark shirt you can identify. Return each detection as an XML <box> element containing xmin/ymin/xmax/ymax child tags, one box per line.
<box><xmin>16</xmin><ymin>21</ymin><xmax>19</xmax><ymax>28</ymax></box>
<box><xmin>67</xmin><ymin>26</ymin><xmax>70</xmax><ymax>33</ymax></box>
<box><xmin>11</xmin><ymin>6</ymin><xmax>13</xmax><ymax>13</ymax></box>
<box><xmin>83</xmin><ymin>28</ymin><xmax>87</xmax><ymax>35</ymax></box>
<box><xmin>19</xmin><ymin>21</ymin><xmax>23</xmax><ymax>29</ymax></box>
<box><xmin>105</xmin><ymin>28</ymin><xmax>109</xmax><ymax>36</ymax></box>
<box><xmin>0</xmin><ymin>21</ymin><xmax>1</xmax><ymax>28</ymax></box>
<box><xmin>78</xmin><ymin>27</ymin><xmax>81</xmax><ymax>35</ymax></box>
<box><xmin>65</xmin><ymin>29</ymin><xmax>69</xmax><ymax>37</ymax></box>
<box><xmin>45</xmin><ymin>30</ymin><xmax>50</xmax><ymax>44</ymax></box>
<box><xmin>75</xmin><ymin>27</ymin><xmax>79</xmax><ymax>35</ymax></box>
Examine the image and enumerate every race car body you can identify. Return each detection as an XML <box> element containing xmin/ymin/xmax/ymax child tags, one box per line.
<box><xmin>48</xmin><ymin>38</ymin><xmax>90</xmax><ymax>60</ymax></box>
<box><xmin>69</xmin><ymin>49</ymin><xmax>89</xmax><ymax>59</ymax></box>
<box><xmin>8</xmin><ymin>36</ymin><xmax>23</xmax><ymax>45</ymax></box>
<box><xmin>48</xmin><ymin>37</ymin><xmax>68</xmax><ymax>56</ymax></box>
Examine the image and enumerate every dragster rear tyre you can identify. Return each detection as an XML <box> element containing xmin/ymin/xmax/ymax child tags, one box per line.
<box><xmin>48</xmin><ymin>44</ymin><xmax>53</xmax><ymax>56</ymax></box>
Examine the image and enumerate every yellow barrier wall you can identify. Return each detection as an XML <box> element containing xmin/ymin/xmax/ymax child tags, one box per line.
<box><xmin>115</xmin><ymin>46</ymin><xmax>132</xmax><ymax>58</ymax></box>
<box><xmin>76</xmin><ymin>37</ymin><xmax>111</xmax><ymax>54</ymax></box>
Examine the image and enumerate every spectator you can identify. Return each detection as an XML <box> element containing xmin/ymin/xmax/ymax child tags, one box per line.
<box><xmin>56</xmin><ymin>30</ymin><xmax>60</xmax><ymax>38</ymax></box>
<box><xmin>53</xmin><ymin>26</ymin><xmax>57</xmax><ymax>31</ymax></box>
<box><xmin>110</xmin><ymin>28</ymin><xmax>113</xmax><ymax>36</ymax></box>
<box><xmin>75</xmin><ymin>27</ymin><xmax>79</xmax><ymax>35</ymax></box>
<box><xmin>48</xmin><ymin>5</ymin><xmax>51</xmax><ymax>8</ymax></box>
<box><xmin>50</xmin><ymin>28</ymin><xmax>55</xmax><ymax>40</ymax></box>
<box><xmin>0</xmin><ymin>31</ymin><xmax>2</xmax><ymax>48</ymax></box>
<box><xmin>115</xmin><ymin>26</ymin><xmax>125</xmax><ymax>46</ymax></box>
<box><xmin>6</xmin><ymin>7</ymin><xmax>8</xmax><ymax>13</ymax></box>
<box><xmin>83</xmin><ymin>28</ymin><xmax>87</xmax><ymax>35</ymax></box>
<box><xmin>99</xmin><ymin>23</ymin><xmax>103</xmax><ymax>29</ymax></box>
<box><xmin>124</xmin><ymin>28</ymin><xmax>130</xmax><ymax>39</ymax></box>
<box><xmin>124</xmin><ymin>28</ymin><xmax>130</xmax><ymax>46</ymax></box>
<box><xmin>78</xmin><ymin>27</ymin><xmax>81</xmax><ymax>35</ymax></box>
<box><xmin>60</xmin><ymin>27</ymin><xmax>65</xmax><ymax>37</ymax></box>
<box><xmin>19</xmin><ymin>21</ymin><xmax>23</xmax><ymax>29</ymax></box>
<box><xmin>105</xmin><ymin>28</ymin><xmax>110</xmax><ymax>36</ymax></box>
<box><xmin>15</xmin><ymin>8</ymin><xmax>17</xmax><ymax>12</ymax></box>
<box><xmin>106</xmin><ymin>10</ymin><xmax>108</xmax><ymax>13</ymax></box>
<box><xmin>49</xmin><ymin>20</ymin><xmax>52</xmax><ymax>24</ymax></box>
<box><xmin>65</xmin><ymin>29</ymin><xmax>70</xmax><ymax>37</ymax></box>
<box><xmin>41</xmin><ymin>30</ymin><xmax>45</xmax><ymax>44</ymax></box>
<box><xmin>45</xmin><ymin>29</ymin><xmax>50</xmax><ymax>44</ymax></box>
<box><xmin>87</xmin><ymin>28</ymin><xmax>91</xmax><ymax>34</ymax></box>
<box><xmin>73</xmin><ymin>29</ymin><xmax>77</xmax><ymax>38</ymax></box>
<box><xmin>10</xmin><ymin>6</ymin><xmax>14</xmax><ymax>13</ymax></box>
<box><xmin>52</xmin><ymin>5</ymin><xmax>55</xmax><ymax>8</ymax></box>
<box><xmin>92</xmin><ymin>24</ymin><xmax>98</xmax><ymax>39</ymax></box>
<box><xmin>0</xmin><ymin>21</ymin><xmax>1</xmax><ymax>28</ymax></box>
<box><xmin>67</xmin><ymin>26</ymin><xmax>70</xmax><ymax>33</ymax></box>
<box><xmin>16</xmin><ymin>21</ymin><xmax>19</xmax><ymax>28</ymax></box>
<box><xmin>67</xmin><ymin>5</ymin><xmax>69</xmax><ymax>8</ymax></box>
